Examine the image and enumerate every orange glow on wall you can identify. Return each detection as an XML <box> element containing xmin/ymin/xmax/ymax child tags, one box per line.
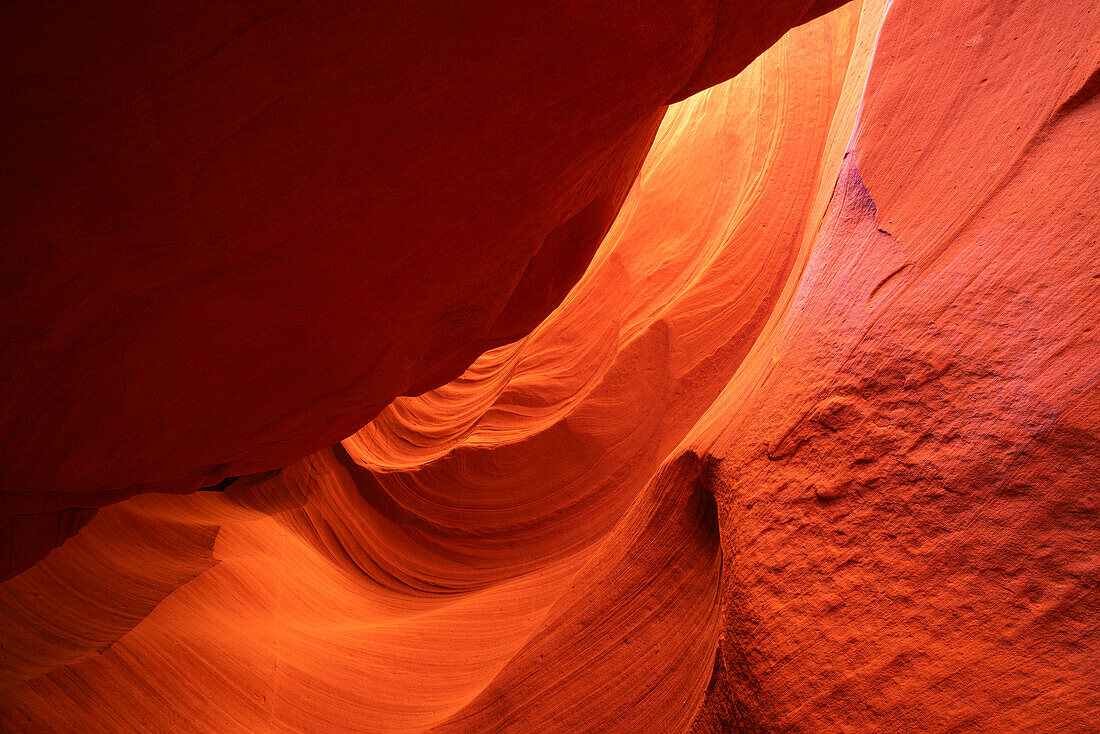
<box><xmin>2</xmin><ymin>1</ymin><xmax>1097</xmax><ymax>731</ymax></box>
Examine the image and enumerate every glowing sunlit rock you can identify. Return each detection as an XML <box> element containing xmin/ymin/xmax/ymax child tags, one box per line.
<box><xmin>2</xmin><ymin>1</ymin><xmax>1096</xmax><ymax>732</ymax></box>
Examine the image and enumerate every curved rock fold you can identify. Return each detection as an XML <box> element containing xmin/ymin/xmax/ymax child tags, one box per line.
<box><xmin>1</xmin><ymin>1</ymin><xmax>1097</xmax><ymax>731</ymax></box>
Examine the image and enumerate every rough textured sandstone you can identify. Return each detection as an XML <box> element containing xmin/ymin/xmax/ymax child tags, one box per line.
<box><xmin>689</xmin><ymin>1</ymin><xmax>1100</xmax><ymax>729</ymax></box>
<box><xmin>1</xmin><ymin>0</ymin><xmax>1097</xmax><ymax>732</ymax></box>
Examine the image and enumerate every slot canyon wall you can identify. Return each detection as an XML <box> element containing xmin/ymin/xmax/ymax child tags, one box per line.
<box><xmin>1</xmin><ymin>0</ymin><xmax>1097</xmax><ymax>732</ymax></box>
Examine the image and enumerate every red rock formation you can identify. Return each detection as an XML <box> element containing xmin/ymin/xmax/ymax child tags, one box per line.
<box><xmin>688</xmin><ymin>1</ymin><xmax>1100</xmax><ymax>729</ymax></box>
<box><xmin>0</xmin><ymin>0</ymin><xmax>845</xmax><ymax>579</ymax></box>
<box><xmin>1</xmin><ymin>0</ymin><xmax>1097</xmax><ymax>731</ymax></box>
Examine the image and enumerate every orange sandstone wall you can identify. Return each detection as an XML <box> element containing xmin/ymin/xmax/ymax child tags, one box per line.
<box><xmin>0</xmin><ymin>0</ymin><xmax>843</xmax><ymax>575</ymax></box>
<box><xmin>1</xmin><ymin>1</ymin><xmax>1097</xmax><ymax>732</ymax></box>
<box><xmin>688</xmin><ymin>1</ymin><xmax>1100</xmax><ymax>729</ymax></box>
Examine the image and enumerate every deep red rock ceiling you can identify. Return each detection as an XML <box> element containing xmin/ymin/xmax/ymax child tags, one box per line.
<box><xmin>1</xmin><ymin>0</ymin><xmax>1097</xmax><ymax>731</ymax></box>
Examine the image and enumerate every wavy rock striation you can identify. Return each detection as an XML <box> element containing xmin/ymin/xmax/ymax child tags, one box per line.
<box><xmin>0</xmin><ymin>0</ymin><xmax>845</xmax><ymax>578</ymax></box>
<box><xmin>1</xmin><ymin>0</ymin><xmax>1097</xmax><ymax>732</ymax></box>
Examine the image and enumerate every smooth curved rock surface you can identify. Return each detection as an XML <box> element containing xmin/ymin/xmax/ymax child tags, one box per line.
<box><xmin>0</xmin><ymin>0</ymin><xmax>842</xmax><ymax>542</ymax></box>
<box><xmin>2</xmin><ymin>0</ymin><xmax>1098</xmax><ymax>732</ymax></box>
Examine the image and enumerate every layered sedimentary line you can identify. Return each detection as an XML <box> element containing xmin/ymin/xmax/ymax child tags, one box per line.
<box><xmin>3</xmin><ymin>0</ymin><xmax>1099</xmax><ymax>731</ymax></box>
<box><xmin>2</xmin><ymin>6</ymin><xmax>868</xmax><ymax>731</ymax></box>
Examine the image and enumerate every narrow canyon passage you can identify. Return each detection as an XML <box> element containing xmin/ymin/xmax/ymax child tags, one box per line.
<box><xmin>1</xmin><ymin>1</ymin><xmax>1098</xmax><ymax>732</ymax></box>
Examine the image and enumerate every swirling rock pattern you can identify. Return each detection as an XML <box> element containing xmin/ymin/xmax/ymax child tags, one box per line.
<box><xmin>1</xmin><ymin>0</ymin><xmax>1097</xmax><ymax>732</ymax></box>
